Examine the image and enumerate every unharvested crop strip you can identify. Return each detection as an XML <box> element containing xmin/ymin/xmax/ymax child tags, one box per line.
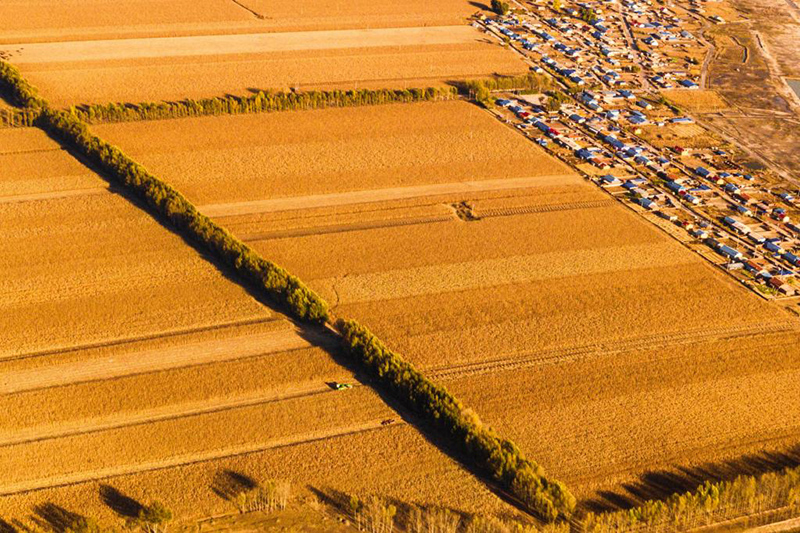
<box><xmin>0</xmin><ymin>60</ymin><xmax>575</xmax><ymax>521</ymax></box>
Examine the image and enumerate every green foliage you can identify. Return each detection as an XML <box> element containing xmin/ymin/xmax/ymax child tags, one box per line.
<box><xmin>491</xmin><ymin>0</ymin><xmax>510</xmax><ymax>15</ymax></box>
<box><xmin>581</xmin><ymin>465</ymin><xmax>800</xmax><ymax>532</ymax></box>
<box><xmin>461</xmin><ymin>73</ymin><xmax>553</xmax><ymax>102</ymax></box>
<box><xmin>546</xmin><ymin>91</ymin><xmax>570</xmax><ymax>112</ymax></box>
<box><xmin>129</xmin><ymin>501</ymin><xmax>172</xmax><ymax>533</ymax></box>
<box><xmin>335</xmin><ymin>319</ymin><xmax>576</xmax><ymax>521</ymax></box>
<box><xmin>63</xmin><ymin>516</ymin><xmax>102</xmax><ymax>533</ymax></box>
<box><xmin>0</xmin><ymin>61</ymin><xmax>48</xmax><ymax>109</ymax></box>
<box><xmin>68</xmin><ymin>86</ymin><xmax>457</xmax><ymax>125</ymax></box>
<box><xmin>578</xmin><ymin>6</ymin><xmax>597</xmax><ymax>23</ymax></box>
<box><xmin>36</xmin><ymin>107</ymin><xmax>329</xmax><ymax>323</ymax></box>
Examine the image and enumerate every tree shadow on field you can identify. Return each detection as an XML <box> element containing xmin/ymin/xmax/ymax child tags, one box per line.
<box><xmin>211</xmin><ymin>469</ymin><xmax>258</xmax><ymax>503</ymax></box>
<box><xmin>30</xmin><ymin>503</ymin><xmax>86</xmax><ymax>533</ymax></box>
<box><xmin>469</xmin><ymin>1</ymin><xmax>491</xmax><ymax>10</ymax></box>
<box><xmin>39</xmin><ymin>124</ymin><xmax>541</xmax><ymax>524</ymax></box>
<box><xmin>99</xmin><ymin>484</ymin><xmax>142</xmax><ymax>519</ymax></box>
<box><xmin>0</xmin><ymin>519</ymin><xmax>17</xmax><ymax>533</ymax></box>
<box><xmin>580</xmin><ymin>443</ymin><xmax>800</xmax><ymax>515</ymax></box>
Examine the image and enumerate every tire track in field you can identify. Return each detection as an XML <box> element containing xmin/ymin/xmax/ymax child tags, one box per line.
<box><xmin>201</xmin><ymin>175</ymin><xmax>577</xmax><ymax>217</ymax></box>
<box><xmin>475</xmin><ymin>199</ymin><xmax>615</xmax><ymax>218</ymax></box>
<box><xmin>0</xmin><ymin>419</ymin><xmax>398</xmax><ymax>497</ymax></box>
<box><xmin>0</xmin><ymin>186</ymin><xmax>108</xmax><ymax>204</ymax></box>
<box><xmin>0</xmin><ymin>384</ymin><xmax>337</xmax><ymax>448</ymax></box>
<box><xmin>2</xmin><ymin>315</ymin><xmax>278</xmax><ymax>363</ymax></box>
<box><xmin>0</xmin><ymin>325</ymin><xmax>330</xmax><ymax>394</ymax></box>
<box><xmin>426</xmin><ymin>321</ymin><xmax>798</xmax><ymax>382</ymax></box>
<box><xmin>242</xmin><ymin>214</ymin><xmax>454</xmax><ymax>242</ymax></box>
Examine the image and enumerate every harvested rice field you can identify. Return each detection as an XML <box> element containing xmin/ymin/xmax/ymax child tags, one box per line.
<box><xmin>94</xmin><ymin>99</ymin><xmax>800</xmax><ymax>510</ymax></box>
<box><xmin>0</xmin><ymin>0</ymin><xmax>482</xmax><ymax>43</ymax></box>
<box><xmin>10</xmin><ymin>27</ymin><xmax>526</xmax><ymax>106</ymax></box>
<box><xmin>662</xmin><ymin>89</ymin><xmax>730</xmax><ymax>111</ymax></box>
<box><xmin>0</xmin><ymin>126</ymin><xmax>519</xmax><ymax>525</ymax></box>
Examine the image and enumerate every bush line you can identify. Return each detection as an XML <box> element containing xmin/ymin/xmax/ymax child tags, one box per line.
<box><xmin>36</xmin><ymin>107</ymin><xmax>329</xmax><ymax>323</ymax></box>
<box><xmin>581</xmin><ymin>465</ymin><xmax>800</xmax><ymax>532</ymax></box>
<box><xmin>1</xmin><ymin>58</ymin><xmax>576</xmax><ymax>521</ymax></box>
<box><xmin>0</xmin><ymin>61</ymin><xmax>47</xmax><ymax>109</ymax></box>
<box><xmin>69</xmin><ymin>86</ymin><xmax>458</xmax><ymax>124</ymax></box>
<box><xmin>335</xmin><ymin>319</ymin><xmax>576</xmax><ymax>521</ymax></box>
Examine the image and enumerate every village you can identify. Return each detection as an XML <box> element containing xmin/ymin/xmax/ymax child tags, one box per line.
<box><xmin>477</xmin><ymin>0</ymin><xmax>800</xmax><ymax>301</ymax></box>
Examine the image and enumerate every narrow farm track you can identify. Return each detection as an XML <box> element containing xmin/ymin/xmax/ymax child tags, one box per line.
<box><xmin>427</xmin><ymin>321</ymin><xmax>799</xmax><ymax>382</ymax></box>
<box><xmin>0</xmin><ymin>186</ymin><xmax>108</xmax><ymax>204</ymax></box>
<box><xmin>476</xmin><ymin>199</ymin><xmax>615</xmax><ymax>218</ymax></box>
<box><xmin>0</xmin><ymin>384</ymin><xmax>335</xmax><ymax>448</ymax></box>
<box><xmin>0</xmin><ymin>420</ymin><xmax>395</xmax><ymax>497</ymax></box>
<box><xmin>3</xmin><ymin>315</ymin><xmax>278</xmax><ymax>363</ymax></box>
<box><xmin>0</xmin><ymin>326</ymin><xmax>326</xmax><ymax>394</ymax></box>
<box><xmin>202</xmin><ymin>175</ymin><xmax>577</xmax><ymax>217</ymax></box>
<box><xmin>243</xmin><ymin>214</ymin><xmax>454</xmax><ymax>242</ymax></box>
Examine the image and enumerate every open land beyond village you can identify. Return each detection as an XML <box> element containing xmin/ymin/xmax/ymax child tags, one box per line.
<box><xmin>1</xmin><ymin>0</ymin><xmax>800</xmax><ymax>532</ymax></box>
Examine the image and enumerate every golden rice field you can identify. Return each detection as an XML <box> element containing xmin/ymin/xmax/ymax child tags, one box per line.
<box><xmin>92</xmin><ymin>99</ymin><xmax>800</xmax><ymax>510</ymax></box>
<box><xmin>0</xmin><ymin>126</ymin><xmax>517</xmax><ymax>524</ymax></box>
<box><xmin>12</xmin><ymin>27</ymin><xmax>526</xmax><ymax>107</ymax></box>
<box><xmin>0</xmin><ymin>0</ymin><xmax>482</xmax><ymax>43</ymax></box>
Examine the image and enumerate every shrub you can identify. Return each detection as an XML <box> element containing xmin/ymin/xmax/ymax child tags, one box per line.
<box><xmin>0</xmin><ymin>61</ymin><xmax>47</xmax><ymax>109</ymax></box>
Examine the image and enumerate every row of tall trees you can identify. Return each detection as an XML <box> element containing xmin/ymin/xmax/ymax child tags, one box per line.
<box><xmin>581</xmin><ymin>465</ymin><xmax>800</xmax><ymax>532</ymax></box>
<box><xmin>335</xmin><ymin>319</ymin><xmax>576</xmax><ymax>522</ymax></box>
<box><xmin>37</xmin><ymin>107</ymin><xmax>329</xmax><ymax>323</ymax></box>
<box><xmin>0</xmin><ymin>60</ymin><xmax>332</xmax><ymax>324</ymax></box>
<box><xmin>0</xmin><ymin>108</ymin><xmax>39</xmax><ymax>127</ymax></box>
<box><xmin>69</xmin><ymin>86</ymin><xmax>457</xmax><ymax>124</ymax></box>
<box><xmin>0</xmin><ymin>61</ymin><xmax>46</xmax><ymax>108</ymax></box>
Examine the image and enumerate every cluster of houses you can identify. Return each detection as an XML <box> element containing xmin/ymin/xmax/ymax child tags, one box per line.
<box><xmin>482</xmin><ymin>0</ymin><xmax>797</xmax><ymax>298</ymax></box>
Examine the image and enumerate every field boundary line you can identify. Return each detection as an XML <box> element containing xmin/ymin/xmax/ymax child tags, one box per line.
<box><xmin>0</xmin><ymin>420</ymin><xmax>396</xmax><ymax>497</ymax></box>
<box><xmin>0</xmin><ymin>146</ymin><xmax>63</xmax><ymax>156</ymax></box>
<box><xmin>0</xmin><ymin>186</ymin><xmax>107</xmax><ymax>204</ymax></box>
<box><xmin>0</xmin><ymin>385</ymin><xmax>337</xmax><ymax>448</ymax></box>
<box><xmin>0</xmin><ymin>315</ymin><xmax>278</xmax><ymax>364</ymax></box>
<box><xmin>0</xmin><ymin>327</ymin><xmax>329</xmax><ymax>394</ymax></box>
<box><xmin>201</xmin><ymin>175</ymin><xmax>577</xmax><ymax>216</ymax></box>
<box><xmin>427</xmin><ymin>321</ymin><xmax>798</xmax><ymax>382</ymax></box>
<box><xmin>242</xmin><ymin>214</ymin><xmax>454</xmax><ymax>241</ymax></box>
<box><xmin>477</xmin><ymin>199</ymin><xmax>615</xmax><ymax>218</ymax></box>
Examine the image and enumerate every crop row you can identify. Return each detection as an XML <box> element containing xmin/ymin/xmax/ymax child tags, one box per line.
<box><xmin>581</xmin><ymin>464</ymin><xmax>800</xmax><ymax>532</ymax></box>
<box><xmin>0</xmin><ymin>58</ymin><xmax>577</xmax><ymax>521</ymax></box>
<box><xmin>68</xmin><ymin>86</ymin><xmax>458</xmax><ymax>124</ymax></box>
<box><xmin>336</xmin><ymin>319</ymin><xmax>576</xmax><ymax>521</ymax></box>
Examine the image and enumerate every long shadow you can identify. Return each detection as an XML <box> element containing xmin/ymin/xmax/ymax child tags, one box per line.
<box><xmin>38</xmin><ymin>123</ymin><xmax>541</xmax><ymax>522</ymax></box>
<box><xmin>0</xmin><ymin>520</ymin><xmax>17</xmax><ymax>533</ymax></box>
<box><xmin>469</xmin><ymin>1</ymin><xmax>491</xmax><ymax>9</ymax></box>
<box><xmin>31</xmin><ymin>504</ymin><xmax>86</xmax><ymax>533</ymax></box>
<box><xmin>211</xmin><ymin>469</ymin><xmax>258</xmax><ymax>503</ymax></box>
<box><xmin>580</xmin><ymin>444</ymin><xmax>800</xmax><ymax>515</ymax></box>
<box><xmin>99</xmin><ymin>484</ymin><xmax>142</xmax><ymax>519</ymax></box>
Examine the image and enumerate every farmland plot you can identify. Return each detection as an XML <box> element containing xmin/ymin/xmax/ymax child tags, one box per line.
<box><xmin>12</xmin><ymin>28</ymin><xmax>526</xmax><ymax>107</ymax></box>
<box><xmin>95</xmin><ymin>99</ymin><xmax>800</xmax><ymax>504</ymax></box>
<box><xmin>0</xmin><ymin>0</ymin><xmax>260</xmax><ymax>44</ymax></box>
<box><xmin>0</xmin><ymin>0</ymin><xmax>483</xmax><ymax>44</ymax></box>
<box><xmin>0</xmin><ymin>127</ymin><xmax>518</xmax><ymax>524</ymax></box>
